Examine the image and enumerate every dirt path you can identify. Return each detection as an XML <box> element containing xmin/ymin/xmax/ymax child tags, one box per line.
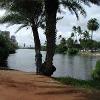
<box><xmin>0</xmin><ymin>70</ymin><xmax>99</xmax><ymax>100</ymax></box>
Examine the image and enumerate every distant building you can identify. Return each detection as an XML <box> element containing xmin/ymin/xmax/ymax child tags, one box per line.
<box><xmin>24</xmin><ymin>43</ymin><xmax>26</xmax><ymax>47</ymax></box>
<box><xmin>11</xmin><ymin>35</ymin><xmax>16</xmax><ymax>43</ymax></box>
<box><xmin>0</xmin><ymin>30</ymin><xmax>18</xmax><ymax>47</ymax></box>
<box><xmin>10</xmin><ymin>35</ymin><xmax>18</xmax><ymax>46</ymax></box>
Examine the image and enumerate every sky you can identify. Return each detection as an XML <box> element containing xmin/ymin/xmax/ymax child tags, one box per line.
<box><xmin>0</xmin><ymin>4</ymin><xmax>100</xmax><ymax>47</ymax></box>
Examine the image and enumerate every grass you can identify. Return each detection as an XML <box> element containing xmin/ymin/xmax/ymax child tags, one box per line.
<box><xmin>54</xmin><ymin>77</ymin><xmax>100</xmax><ymax>90</ymax></box>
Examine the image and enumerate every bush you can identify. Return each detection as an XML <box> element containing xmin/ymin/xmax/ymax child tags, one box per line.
<box><xmin>0</xmin><ymin>34</ymin><xmax>17</xmax><ymax>64</ymax></box>
<box><xmin>0</xmin><ymin>48</ymin><xmax>9</xmax><ymax>59</ymax></box>
<box><xmin>68</xmin><ymin>48</ymin><xmax>79</xmax><ymax>55</ymax></box>
<box><xmin>55</xmin><ymin>45</ymin><xmax>67</xmax><ymax>54</ymax></box>
<box><xmin>92</xmin><ymin>60</ymin><xmax>100</xmax><ymax>80</ymax></box>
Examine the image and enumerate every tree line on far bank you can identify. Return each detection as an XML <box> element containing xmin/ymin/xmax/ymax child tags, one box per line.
<box><xmin>42</xmin><ymin>18</ymin><xmax>100</xmax><ymax>55</ymax></box>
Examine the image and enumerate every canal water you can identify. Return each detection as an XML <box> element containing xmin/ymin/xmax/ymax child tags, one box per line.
<box><xmin>7</xmin><ymin>49</ymin><xmax>100</xmax><ymax>80</ymax></box>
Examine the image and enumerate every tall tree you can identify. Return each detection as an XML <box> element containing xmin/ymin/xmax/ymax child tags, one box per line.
<box><xmin>72</xmin><ymin>26</ymin><xmax>78</xmax><ymax>42</ymax></box>
<box><xmin>42</xmin><ymin>0</ymin><xmax>100</xmax><ymax>76</ymax></box>
<box><xmin>87</xmin><ymin>18</ymin><xmax>99</xmax><ymax>40</ymax></box>
<box><xmin>0</xmin><ymin>0</ymin><xmax>44</xmax><ymax>74</ymax></box>
<box><xmin>42</xmin><ymin>0</ymin><xmax>88</xmax><ymax>76</ymax></box>
<box><xmin>40</xmin><ymin>0</ymin><xmax>58</xmax><ymax>76</ymax></box>
<box><xmin>81</xmin><ymin>30</ymin><xmax>90</xmax><ymax>51</ymax></box>
<box><xmin>77</xmin><ymin>26</ymin><xmax>83</xmax><ymax>40</ymax></box>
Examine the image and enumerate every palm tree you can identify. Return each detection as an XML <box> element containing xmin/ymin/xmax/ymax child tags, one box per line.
<box><xmin>42</xmin><ymin>0</ymin><xmax>100</xmax><ymax>76</ymax></box>
<box><xmin>83</xmin><ymin>30</ymin><xmax>90</xmax><ymax>50</ymax></box>
<box><xmin>42</xmin><ymin>0</ymin><xmax>88</xmax><ymax>76</ymax></box>
<box><xmin>77</xmin><ymin>26</ymin><xmax>83</xmax><ymax>40</ymax></box>
<box><xmin>87</xmin><ymin>18</ymin><xmax>99</xmax><ymax>40</ymax></box>
<box><xmin>87</xmin><ymin>18</ymin><xmax>99</xmax><ymax>52</ymax></box>
<box><xmin>0</xmin><ymin>0</ymin><xmax>44</xmax><ymax>74</ymax></box>
<box><xmin>83</xmin><ymin>30</ymin><xmax>90</xmax><ymax>40</ymax></box>
<box><xmin>72</xmin><ymin>26</ymin><xmax>78</xmax><ymax>42</ymax></box>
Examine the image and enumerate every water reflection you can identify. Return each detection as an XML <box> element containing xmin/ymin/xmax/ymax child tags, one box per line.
<box><xmin>7</xmin><ymin>49</ymin><xmax>100</xmax><ymax>80</ymax></box>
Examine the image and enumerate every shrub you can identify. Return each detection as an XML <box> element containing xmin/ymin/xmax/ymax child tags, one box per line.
<box><xmin>55</xmin><ymin>45</ymin><xmax>68</xmax><ymax>54</ymax></box>
<box><xmin>68</xmin><ymin>48</ymin><xmax>79</xmax><ymax>55</ymax></box>
<box><xmin>92</xmin><ymin>60</ymin><xmax>100</xmax><ymax>80</ymax></box>
<box><xmin>0</xmin><ymin>34</ymin><xmax>17</xmax><ymax>64</ymax></box>
<box><xmin>0</xmin><ymin>48</ymin><xmax>9</xmax><ymax>59</ymax></box>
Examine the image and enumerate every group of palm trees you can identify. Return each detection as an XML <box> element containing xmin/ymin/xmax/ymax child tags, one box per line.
<box><xmin>56</xmin><ymin>18</ymin><xmax>99</xmax><ymax>54</ymax></box>
<box><xmin>0</xmin><ymin>0</ymin><xmax>100</xmax><ymax>76</ymax></box>
<box><xmin>72</xmin><ymin>18</ymin><xmax>99</xmax><ymax>41</ymax></box>
<box><xmin>72</xmin><ymin>18</ymin><xmax>99</xmax><ymax>50</ymax></box>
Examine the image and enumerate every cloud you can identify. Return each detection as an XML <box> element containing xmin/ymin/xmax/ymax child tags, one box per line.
<box><xmin>0</xmin><ymin>10</ymin><xmax>5</xmax><ymax>17</ymax></box>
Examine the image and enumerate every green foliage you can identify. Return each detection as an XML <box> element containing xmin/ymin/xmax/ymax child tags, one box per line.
<box><xmin>92</xmin><ymin>60</ymin><xmax>100</xmax><ymax>80</ymax></box>
<box><xmin>68</xmin><ymin>48</ymin><xmax>79</xmax><ymax>55</ymax></box>
<box><xmin>55</xmin><ymin>77</ymin><xmax>100</xmax><ymax>90</ymax></box>
<box><xmin>0</xmin><ymin>0</ymin><xmax>44</xmax><ymax>32</ymax></box>
<box><xmin>66</xmin><ymin>38</ymin><xmax>74</xmax><ymax>48</ymax></box>
<box><xmin>55</xmin><ymin>38</ymin><xmax>68</xmax><ymax>54</ymax></box>
<box><xmin>80</xmin><ymin>39</ymin><xmax>92</xmax><ymax>50</ymax></box>
<box><xmin>56</xmin><ymin>44</ymin><xmax>67</xmax><ymax>54</ymax></box>
<box><xmin>0</xmin><ymin>48</ymin><xmax>9</xmax><ymax>60</ymax></box>
<box><xmin>41</xmin><ymin>46</ymin><xmax>46</xmax><ymax>51</ymax></box>
<box><xmin>87</xmin><ymin>18</ymin><xmax>99</xmax><ymax>40</ymax></box>
<box><xmin>60</xmin><ymin>0</ymin><xmax>86</xmax><ymax>19</ymax></box>
<box><xmin>87</xmin><ymin>18</ymin><xmax>99</xmax><ymax>32</ymax></box>
<box><xmin>0</xmin><ymin>33</ymin><xmax>17</xmax><ymax>61</ymax></box>
<box><xmin>0</xmin><ymin>35</ymin><xmax>9</xmax><ymax>60</ymax></box>
<box><xmin>55</xmin><ymin>22</ymin><xmax>100</xmax><ymax>55</ymax></box>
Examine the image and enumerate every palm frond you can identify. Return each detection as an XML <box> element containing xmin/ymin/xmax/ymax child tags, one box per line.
<box><xmin>0</xmin><ymin>13</ymin><xmax>29</xmax><ymax>25</ymax></box>
<box><xmin>80</xmin><ymin>0</ymin><xmax>100</xmax><ymax>5</ymax></box>
<box><xmin>60</xmin><ymin>0</ymin><xmax>86</xmax><ymax>19</ymax></box>
<box><xmin>15</xmin><ymin>24</ymin><xmax>28</xmax><ymax>33</ymax></box>
<box><xmin>56</xmin><ymin>16</ymin><xmax>64</xmax><ymax>23</ymax></box>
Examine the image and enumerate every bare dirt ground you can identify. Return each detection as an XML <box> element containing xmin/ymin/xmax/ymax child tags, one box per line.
<box><xmin>0</xmin><ymin>70</ymin><xmax>100</xmax><ymax>100</ymax></box>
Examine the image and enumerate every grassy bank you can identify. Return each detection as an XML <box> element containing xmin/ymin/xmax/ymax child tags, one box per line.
<box><xmin>54</xmin><ymin>77</ymin><xmax>100</xmax><ymax>90</ymax></box>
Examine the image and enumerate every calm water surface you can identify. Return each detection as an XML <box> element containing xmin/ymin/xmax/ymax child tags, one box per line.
<box><xmin>7</xmin><ymin>49</ymin><xmax>100</xmax><ymax>80</ymax></box>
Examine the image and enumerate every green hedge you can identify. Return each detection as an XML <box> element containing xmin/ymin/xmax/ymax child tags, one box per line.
<box><xmin>0</xmin><ymin>48</ymin><xmax>9</xmax><ymax>59</ymax></box>
<box><xmin>92</xmin><ymin>60</ymin><xmax>100</xmax><ymax>80</ymax></box>
<box><xmin>0</xmin><ymin>34</ymin><xmax>17</xmax><ymax>63</ymax></box>
<box><xmin>68</xmin><ymin>48</ymin><xmax>79</xmax><ymax>55</ymax></box>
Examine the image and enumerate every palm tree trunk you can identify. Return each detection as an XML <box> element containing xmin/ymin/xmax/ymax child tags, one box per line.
<box><xmin>31</xmin><ymin>22</ymin><xmax>42</xmax><ymax>74</ymax></box>
<box><xmin>91</xmin><ymin>31</ymin><xmax>93</xmax><ymax>52</ymax></box>
<box><xmin>41</xmin><ymin>0</ymin><xmax>58</xmax><ymax>76</ymax></box>
<box><xmin>91</xmin><ymin>31</ymin><xmax>93</xmax><ymax>40</ymax></box>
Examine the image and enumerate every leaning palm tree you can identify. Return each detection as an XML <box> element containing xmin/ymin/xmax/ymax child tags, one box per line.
<box><xmin>87</xmin><ymin>18</ymin><xmax>99</xmax><ymax>40</ymax></box>
<box><xmin>0</xmin><ymin>0</ymin><xmax>44</xmax><ymax>74</ymax></box>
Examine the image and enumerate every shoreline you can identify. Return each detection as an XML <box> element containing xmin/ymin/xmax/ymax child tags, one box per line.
<box><xmin>79</xmin><ymin>51</ymin><xmax>100</xmax><ymax>56</ymax></box>
<box><xmin>0</xmin><ymin>70</ymin><xmax>99</xmax><ymax>100</ymax></box>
